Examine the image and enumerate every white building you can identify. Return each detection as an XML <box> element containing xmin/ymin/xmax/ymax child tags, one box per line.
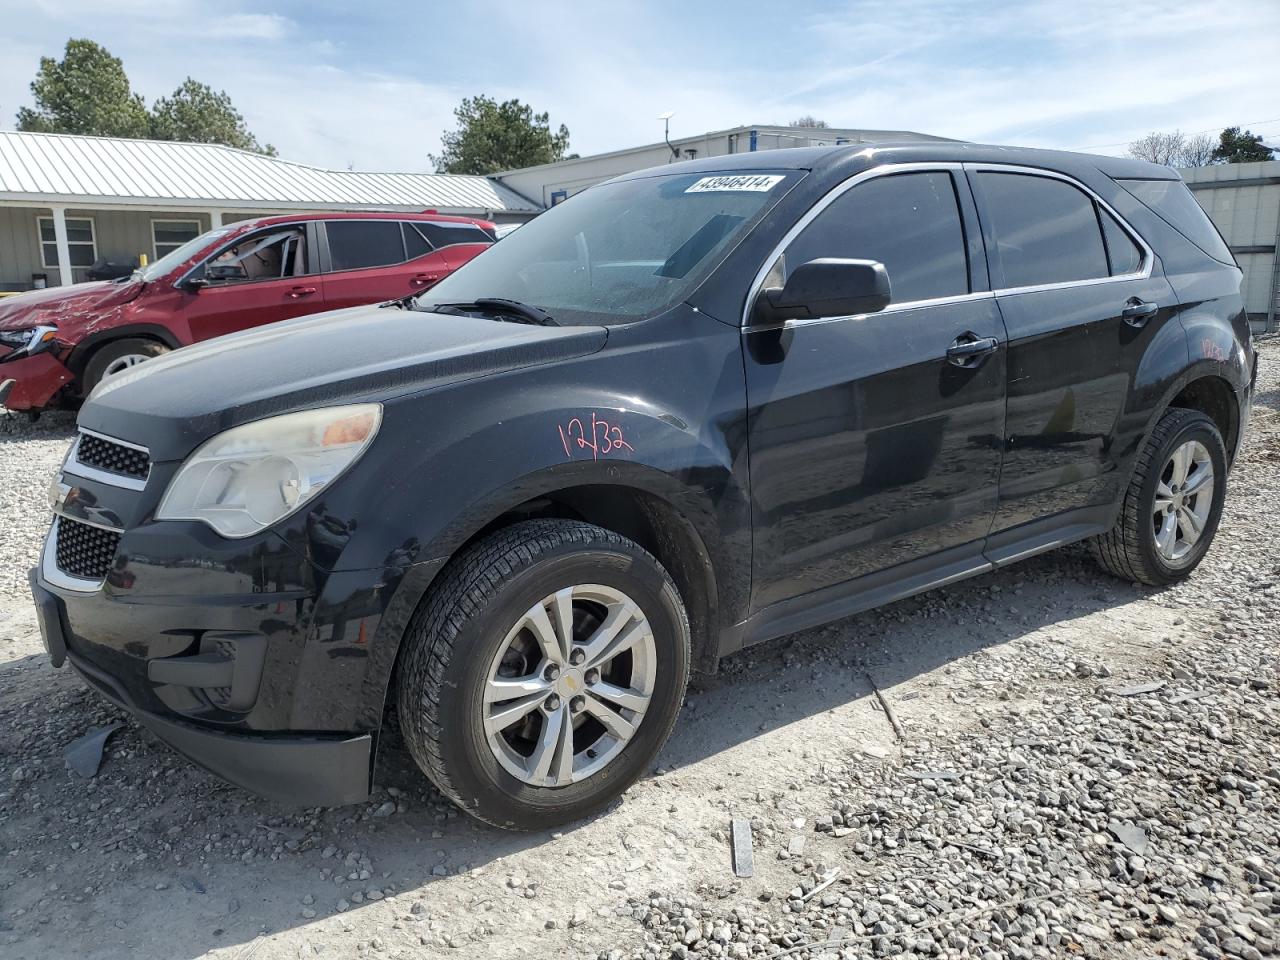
<box><xmin>1182</xmin><ymin>159</ymin><xmax>1280</xmax><ymax>333</ymax></box>
<box><xmin>494</xmin><ymin>124</ymin><xmax>950</xmax><ymax>209</ymax></box>
<box><xmin>0</xmin><ymin>131</ymin><xmax>540</xmax><ymax>291</ymax></box>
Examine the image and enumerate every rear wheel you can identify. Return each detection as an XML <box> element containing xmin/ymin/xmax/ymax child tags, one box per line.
<box><xmin>1092</xmin><ymin>408</ymin><xmax>1227</xmax><ymax>585</ymax></box>
<box><xmin>396</xmin><ymin>520</ymin><xmax>690</xmax><ymax>830</ymax></box>
<box><xmin>81</xmin><ymin>338</ymin><xmax>169</xmax><ymax>396</ymax></box>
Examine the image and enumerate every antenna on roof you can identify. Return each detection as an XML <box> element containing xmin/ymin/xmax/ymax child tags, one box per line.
<box><xmin>658</xmin><ymin>111</ymin><xmax>677</xmax><ymax>163</ymax></box>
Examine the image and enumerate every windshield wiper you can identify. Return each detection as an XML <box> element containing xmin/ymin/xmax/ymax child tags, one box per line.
<box><xmin>422</xmin><ymin>298</ymin><xmax>558</xmax><ymax>326</ymax></box>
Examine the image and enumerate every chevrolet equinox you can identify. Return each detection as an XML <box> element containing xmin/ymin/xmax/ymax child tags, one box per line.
<box><xmin>30</xmin><ymin>143</ymin><xmax>1255</xmax><ymax>829</ymax></box>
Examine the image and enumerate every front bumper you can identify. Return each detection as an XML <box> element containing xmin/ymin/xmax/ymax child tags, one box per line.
<box><xmin>32</xmin><ymin>570</ymin><xmax>373</xmax><ymax>806</ymax></box>
<box><xmin>0</xmin><ymin>351</ymin><xmax>74</xmax><ymax>410</ymax></box>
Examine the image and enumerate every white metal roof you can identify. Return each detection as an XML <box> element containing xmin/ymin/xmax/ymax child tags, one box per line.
<box><xmin>0</xmin><ymin>130</ymin><xmax>539</xmax><ymax>214</ymax></box>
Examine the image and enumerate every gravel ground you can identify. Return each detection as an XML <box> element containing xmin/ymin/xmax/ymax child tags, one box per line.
<box><xmin>0</xmin><ymin>341</ymin><xmax>1276</xmax><ymax>960</ymax></box>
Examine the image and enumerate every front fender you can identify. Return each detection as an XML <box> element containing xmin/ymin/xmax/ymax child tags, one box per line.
<box><xmin>277</xmin><ymin>307</ymin><xmax>751</xmax><ymax>728</ymax></box>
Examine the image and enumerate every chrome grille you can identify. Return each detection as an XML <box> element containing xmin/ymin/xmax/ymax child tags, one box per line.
<box><xmin>55</xmin><ymin>518</ymin><xmax>120</xmax><ymax>581</ymax></box>
<box><xmin>76</xmin><ymin>432</ymin><xmax>150</xmax><ymax>481</ymax></box>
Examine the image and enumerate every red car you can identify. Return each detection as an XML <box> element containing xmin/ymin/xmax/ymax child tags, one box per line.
<box><xmin>0</xmin><ymin>211</ymin><xmax>495</xmax><ymax>412</ymax></box>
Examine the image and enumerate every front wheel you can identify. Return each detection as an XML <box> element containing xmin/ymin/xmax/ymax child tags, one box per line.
<box><xmin>81</xmin><ymin>338</ymin><xmax>170</xmax><ymax>396</ymax></box>
<box><xmin>396</xmin><ymin>520</ymin><xmax>690</xmax><ymax>830</ymax></box>
<box><xmin>1092</xmin><ymin>407</ymin><xmax>1227</xmax><ymax>586</ymax></box>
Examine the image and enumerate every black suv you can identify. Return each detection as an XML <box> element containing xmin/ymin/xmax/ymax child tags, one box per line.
<box><xmin>31</xmin><ymin>143</ymin><xmax>1255</xmax><ymax>829</ymax></box>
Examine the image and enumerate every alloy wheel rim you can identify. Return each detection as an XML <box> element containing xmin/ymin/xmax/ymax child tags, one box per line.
<box><xmin>1152</xmin><ymin>439</ymin><xmax>1214</xmax><ymax>563</ymax></box>
<box><xmin>482</xmin><ymin>584</ymin><xmax>656</xmax><ymax>788</ymax></box>
<box><xmin>102</xmin><ymin>354</ymin><xmax>149</xmax><ymax>377</ymax></box>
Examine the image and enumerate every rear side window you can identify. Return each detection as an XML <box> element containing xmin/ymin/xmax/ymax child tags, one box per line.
<box><xmin>1100</xmin><ymin>209</ymin><xmax>1143</xmax><ymax>276</ymax></box>
<box><xmin>417</xmin><ymin>221</ymin><xmax>494</xmax><ymax>249</ymax></box>
<box><xmin>1118</xmin><ymin>179</ymin><xmax>1234</xmax><ymax>265</ymax></box>
<box><xmin>783</xmin><ymin>171</ymin><xmax>969</xmax><ymax>304</ymax></box>
<box><xmin>976</xmin><ymin>172</ymin><xmax>1108</xmax><ymax>288</ymax></box>
<box><xmin>326</xmin><ymin>221</ymin><xmax>405</xmax><ymax>271</ymax></box>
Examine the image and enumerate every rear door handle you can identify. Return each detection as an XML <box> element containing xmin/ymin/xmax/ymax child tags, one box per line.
<box><xmin>411</xmin><ymin>273</ymin><xmax>440</xmax><ymax>287</ymax></box>
<box><xmin>288</xmin><ymin>286</ymin><xmax>317</xmax><ymax>299</ymax></box>
<box><xmin>946</xmin><ymin>334</ymin><xmax>1000</xmax><ymax>367</ymax></box>
<box><xmin>1122</xmin><ymin>298</ymin><xmax>1158</xmax><ymax>327</ymax></box>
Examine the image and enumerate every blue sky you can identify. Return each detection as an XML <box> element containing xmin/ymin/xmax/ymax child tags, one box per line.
<box><xmin>0</xmin><ymin>0</ymin><xmax>1277</xmax><ymax>172</ymax></box>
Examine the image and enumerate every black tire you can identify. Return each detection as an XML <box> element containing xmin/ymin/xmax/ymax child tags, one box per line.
<box><xmin>1091</xmin><ymin>408</ymin><xmax>1227</xmax><ymax>586</ymax></box>
<box><xmin>396</xmin><ymin>519</ymin><xmax>690</xmax><ymax>830</ymax></box>
<box><xmin>81</xmin><ymin>338</ymin><xmax>169</xmax><ymax>395</ymax></box>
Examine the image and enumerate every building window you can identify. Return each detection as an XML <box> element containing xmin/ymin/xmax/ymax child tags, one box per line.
<box><xmin>38</xmin><ymin>216</ymin><xmax>97</xmax><ymax>268</ymax></box>
<box><xmin>152</xmin><ymin>220</ymin><xmax>202</xmax><ymax>260</ymax></box>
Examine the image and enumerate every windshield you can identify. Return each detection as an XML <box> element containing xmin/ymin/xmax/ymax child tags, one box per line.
<box><xmin>136</xmin><ymin>227</ymin><xmax>232</xmax><ymax>282</ymax></box>
<box><xmin>418</xmin><ymin>171</ymin><xmax>796</xmax><ymax>323</ymax></box>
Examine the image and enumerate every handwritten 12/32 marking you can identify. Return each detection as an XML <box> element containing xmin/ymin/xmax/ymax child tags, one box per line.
<box><xmin>558</xmin><ymin>413</ymin><xmax>635</xmax><ymax>460</ymax></box>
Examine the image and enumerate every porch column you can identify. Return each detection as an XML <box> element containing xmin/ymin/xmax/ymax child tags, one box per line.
<box><xmin>49</xmin><ymin>205</ymin><xmax>73</xmax><ymax>287</ymax></box>
<box><xmin>208</xmin><ymin>210</ymin><xmax>224</xmax><ymax>228</ymax></box>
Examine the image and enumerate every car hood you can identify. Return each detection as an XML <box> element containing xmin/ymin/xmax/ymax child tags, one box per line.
<box><xmin>0</xmin><ymin>279</ymin><xmax>144</xmax><ymax>332</ymax></box>
<box><xmin>79</xmin><ymin>303</ymin><xmax>608</xmax><ymax>461</ymax></box>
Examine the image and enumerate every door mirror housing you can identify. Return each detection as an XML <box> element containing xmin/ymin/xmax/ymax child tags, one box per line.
<box><xmin>754</xmin><ymin>258</ymin><xmax>892</xmax><ymax>324</ymax></box>
<box><xmin>180</xmin><ymin>277</ymin><xmax>209</xmax><ymax>292</ymax></box>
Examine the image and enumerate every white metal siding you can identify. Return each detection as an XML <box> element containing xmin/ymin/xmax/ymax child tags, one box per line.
<box><xmin>0</xmin><ymin>131</ymin><xmax>538</xmax><ymax>214</ymax></box>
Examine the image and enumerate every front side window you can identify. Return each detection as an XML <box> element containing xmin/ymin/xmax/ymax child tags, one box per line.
<box><xmin>192</xmin><ymin>227</ymin><xmax>307</xmax><ymax>284</ymax></box>
<box><xmin>976</xmin><ymin>172</ymin><xmax>1109</xmax><ymax>288</ymax></box>
<box><xmin>152</xmin><ymin>220</ymin><xmax>202</xmax><ymax>260</ymax></box>
<box><xmin>780</xmin><ymin>171</ymin><xmax>969</xmax><ymax>305</ymax></box>
<box><xmin>326</xmin><ymin>221</ymin><xmax>406</xmax><ymax>271</ymax></box>
<box><xmin>38</xmin><ymin>216</ymin><xmax>97</xmax><ymax>268</ymax></box>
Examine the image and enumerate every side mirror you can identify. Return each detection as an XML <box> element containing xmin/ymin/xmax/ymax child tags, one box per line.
<box><xmin>181</xmin><ymin>277</ymin><xmax>209</xmax><ymax>292</ymax></box>
<box><xmin>755</xmin><ymin>258</ymin><xmax>891</xmax><ymax>324</ymax></box>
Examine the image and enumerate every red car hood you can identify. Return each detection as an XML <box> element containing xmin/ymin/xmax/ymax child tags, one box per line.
<box><xmin>0</xmin><ymin>279</ymin><xmax>145</xmax><ymax>334</ymax></box>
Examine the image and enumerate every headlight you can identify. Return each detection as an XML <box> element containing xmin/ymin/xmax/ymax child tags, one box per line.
<box><xmin>0</xmin><ymin>325</ymin><xmax>58</xmax><ymax>360</ymax></box>
<box><xmin>156</xmin><ymin>404</ymin><xmax>381</xmax><ymax>538</ymax></box>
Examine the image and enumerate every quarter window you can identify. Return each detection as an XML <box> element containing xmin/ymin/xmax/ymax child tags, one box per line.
<box><xmin>782</xmin><ymin>171</ymin><xmax>969</xmax><ymax>305</ymax></box>
<box><xmin>327</xmin><ymin>221</ymin><xmax>406</xmax><ymax>271</ymax></box>
<box><xmin>975</xmin><ymin>172</ymin><xmax>1109</xmax><ymax>288</ymax></box>
<box><xmin>1099</xmin><ymin>209</ymin><xmax>1143</xmax><ymax>276</ymax></box>
<box><xmin>152</xmin><ymin>220</ymin><xmax>202</xmax><ymax>260</ymax></box>
<box><xmin>416</xmin><ymin>221</ymin><xmax>493</xmax><ymax>249</ymax></box>
<box><xmin>38</xmin><ymin>216</ymin><xmax>97</xmax><ymax>268</ymax></box>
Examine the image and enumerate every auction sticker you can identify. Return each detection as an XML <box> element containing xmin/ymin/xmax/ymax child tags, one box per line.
<box><xmin>685</xmin><ymin>174</ymin><xmax>784</xmax><ymax>193</ymax></box>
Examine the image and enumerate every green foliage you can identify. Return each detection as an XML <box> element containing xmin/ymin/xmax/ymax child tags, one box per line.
<box><xmin>789</xmin><ymin>116</ymin><xmax>829</xmax><ymax>128</ymax></box>
<box><xmin>151</xmin><ymin>79</ymin><xmax>275</xmax><ymax>155</ymax></box>
<box><xmin>16</xmin><ymin>39</ymin><xmax>150</xmax><ymax>138</ymax></box>
<box><xmin>1212</xmin><ymin>127</ymin><xmax>1274</xmax><ymax>164</ymax></box>
<box><xmin>430</xmin><ymin>96</ymin><xmax>570</xmax><ymax>174</ymax></box>
<box><xmin>15</xmin><ymin>39</ymin><xmax>274</xmax><ymax>155</ymax></box>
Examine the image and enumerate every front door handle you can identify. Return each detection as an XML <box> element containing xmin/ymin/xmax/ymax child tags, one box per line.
<box><xmin>946</xmin><ymin>334</ymin><xmax>1000</xmax><ymax>367</ymax></box>
<box><xmin>288</xmin><ymin>286</ymin><xmax>317</xmax><ymax>299</ymax></box>
<box><xmin>411</xmin><ymin>273</ymin><xmax>440</xmax><ymax>287</ymax></box>
<box><xmin>1122</xmin><ymin>298</ymin><xmax>1158</xmax><ymax>328</ymax></box>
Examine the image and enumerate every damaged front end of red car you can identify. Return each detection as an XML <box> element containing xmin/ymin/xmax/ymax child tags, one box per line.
<box><xmin>0</xmin><ymin>280</ymin><xmax>147</xmax><ymax>412</ymax></box>
<box><xmin>0</xmin><ymin>325</ymin><xmax>73</xmax><ymax>411</ymax></box>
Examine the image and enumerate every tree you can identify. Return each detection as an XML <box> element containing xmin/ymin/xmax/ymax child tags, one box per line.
<box><xmin>1212</xmin><ymin>126</ymin><xmax>1274</xmax><ymax>164</ymax></box>
<box><xmin>789</xmin><ymin>115</ymin><xmax>829</xmax><ymax>128</ymax></box>
<box><xmin>1126</xmin><ymin>130</ymin><xmax>1218</xmax><ymax>168</ymax></box>
<box><xmin>1178</xmin><ymin>133</ymin><xmax>1216</xmax><ymax>168</ymax></box>
<box><xmin>150</xmin><ymin>78</ymin><xmax>275</xmax><ymax>155</ymax></box>
<box><xmin>15</xmin><ymin>39</ymin><xmax>149</xmax><ymax>138</ymax></box>
<box><xmin>430</xmin><ymin>96</ymin><xmax>569</xmax><ymax>174</ymax></box>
